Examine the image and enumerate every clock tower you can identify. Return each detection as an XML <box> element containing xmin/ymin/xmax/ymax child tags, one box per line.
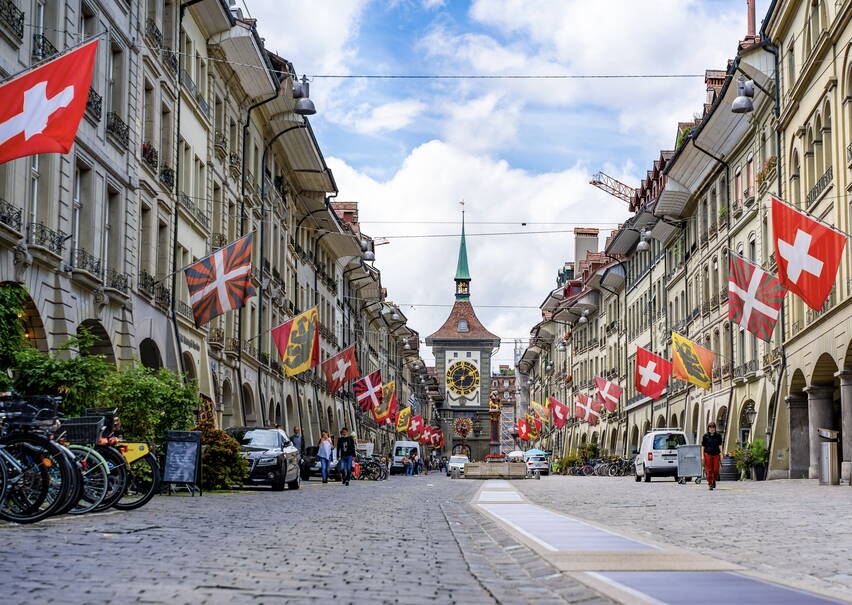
<box><xmin>426</xmin><ymin>214</ymin><xmax>500</xmax><ymax>460</ymax></box>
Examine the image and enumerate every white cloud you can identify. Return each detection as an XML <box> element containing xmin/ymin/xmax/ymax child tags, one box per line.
<box><xmin>348</xmin><ymin>99</ymin><xmax>429</xmax><ymax>134</ymax></box>
<box><xmin>328</xmin><ymin>141</ymin><xmax>631</xmax><ymax>365</ymax></box>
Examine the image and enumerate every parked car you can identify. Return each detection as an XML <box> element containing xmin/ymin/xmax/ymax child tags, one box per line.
<box><xmin>225</xmin><ymin>427</ymin><xmax>300</xmax><ymax>491</ymax></box>
<box><xmin>525</xmin><ymin>455</ymin><xmax>550</xmax><ymax>475</ymax></box>
<box><xmin>300</xmin><ymin>446</ymin><xmax>339</xmax><ymax>481</ymax></box>
<box><xmin>447</xmin><ymin>454</ymin><xmax>470</xmax><ymax>476</ymax></box>
<box><xmin>634</xmin><ymin>429</ymin><xmax>689</xmax><ymax>482</ymax></box>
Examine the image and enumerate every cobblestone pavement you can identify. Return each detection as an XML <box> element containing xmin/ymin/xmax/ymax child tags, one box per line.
<box><xmin>514</xmin><ymin>476</ymin><xmax>852</xmax><ymax>596</ymax></box>
<box><xmin>0</xmin><ymin>475</ymin><xmax>611</xmax><ymax>605</ymax></box>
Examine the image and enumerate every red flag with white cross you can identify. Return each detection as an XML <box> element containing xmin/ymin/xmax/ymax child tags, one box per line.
<box><xmin>186</xmin><ymin>234</ymin><xmax>255</xmax><ymax>327</ymax></box>
<box><xmin>574</xmin><ymin>393</ymin><xmax>601</xmax><ymax>425</ymax></box>
<box><xmin>407</xmin><ymin>415</ymin><xmax>424</xmax><ymax>439</ymax></box>
<box><xmin>771</xmin><ymin>196</ymin><xmax>846</xmax><ymax>310</ymax></box>
<box><xmin>549</xmin><ymin>397</ymin><xmax>570</xmax><ymax>429</ymax></box>
<box><xmin>728</xmin><ymin>254</ymin><xmax>786</xmax><ymax>342</ymax></box>
<box><xmin>635</xmin><ymin>347</ymin><xmax>672</xmax><ymax>401</ymax></box>
<box><xmin>0</xmin><ymin>40</ymin><xmax>99</xmax><ymax>164</ymax></box>
<box><xmin>517</xmin><ymin>418</ymin><xmax>530</xmax><ymax>440</ymax></box>
<box><xmin>419</xmin><ymin>425</ymin><xmax>433</xmax><ymax>445</ymax></box>
<box><xmin>354</xmin><ymin>370</ymin><xmax>382</xmax><ymax>412</ymax></box>
<box><xmin>321</xmin><ymin>345</ymin><xmax>360</xmax><ymax>395</ymax></box>
<box><xmin>594</xmin><ymin>377</ymin><xmax>622</xmax><ymax>412</ymax></box>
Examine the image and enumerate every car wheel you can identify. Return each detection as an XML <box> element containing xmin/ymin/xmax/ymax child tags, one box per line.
<box><xmin>301</xmin><ymin>469</ymin><xmax>310</xmax><ymax>481</ymax></box>
<box><xmin>287</xmin><ymin>468</ymin><xmax>300</xmax><ymax>490</ymax></box>
<box><xmin>644</xmin><ymin>470</ymin><xmax>652</xmax><ymax>482</ymax></box>
<box><xmin>271</xmin><ymin>474</ymin><xmax>286</xmax><ymax>491</ymax></box>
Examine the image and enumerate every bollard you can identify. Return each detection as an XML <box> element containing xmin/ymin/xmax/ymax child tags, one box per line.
<box><xmin>451</xmin><ymin>468</ymin><xmax>460</xmax><ymax>480</ymax></box>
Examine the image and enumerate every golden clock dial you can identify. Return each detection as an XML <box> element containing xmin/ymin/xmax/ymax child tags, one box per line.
<box><xmin>446</xmin><ymin>361</ymin><xmax>480</xmax><ymax>396</ymax></box>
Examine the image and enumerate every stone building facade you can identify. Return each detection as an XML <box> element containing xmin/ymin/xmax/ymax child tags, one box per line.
<box><xmin>0</xmin><ymin>0</ymin><xmax>428</xmax><ymax>454</ymax></box>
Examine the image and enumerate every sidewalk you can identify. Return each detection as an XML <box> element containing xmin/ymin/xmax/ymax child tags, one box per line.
<box><xmin>512</xmin><ymin>476</ymin><xmax>852</xmax><ymax>597</ymax></box>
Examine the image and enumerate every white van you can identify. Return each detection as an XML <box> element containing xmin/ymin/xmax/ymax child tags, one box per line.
<box><xmin>634</xmin><ymin>429</ymin><xmax>689</xmax><ymax>482</ymax></box>
<box><xmin>391</xmin><ymin>440</ymin><xmax>420</xmax><ymax>474</ymax></box>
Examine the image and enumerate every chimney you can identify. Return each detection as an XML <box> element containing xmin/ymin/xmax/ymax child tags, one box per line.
<box><xmin>747</xmin><ymin>0</ymin><xmax>755</xmax><ymax>38</ymax></box>
<box><xmin>573</xmin><ymin>228</ymin><xmax>599</xmax><ymax>267</ymax></box>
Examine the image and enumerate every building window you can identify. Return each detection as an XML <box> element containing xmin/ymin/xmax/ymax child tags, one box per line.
<box><xmin>457</xmin><ymin>319</ymin><xmax>469</xmax><ymax>332</ymax></box>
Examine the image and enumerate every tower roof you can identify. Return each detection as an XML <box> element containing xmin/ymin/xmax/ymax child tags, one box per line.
<box><xmin>455</xmin><ymin>214</ymin><xmax>470</xmax><ymax>281</ymax></box>
<box><xmin>425</xmin><ymin>300</ymin><xmax>500</xmax><ymax>343</ymax></box>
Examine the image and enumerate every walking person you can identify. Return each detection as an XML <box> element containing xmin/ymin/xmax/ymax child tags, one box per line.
<box><xmin>404</xmin><ymin>453</ymin><xmax>413</xmax><ymax>476</ymax></box>
<box><xmin>336</xmin><ymin>427</ymin><xmax>356</xmax><ymax>486</ymax></box>
<box><xmin>291</xmin><ymin>426</ymin><xmax>305</xmax><ymax>456</ymax></box>
<box><xmin>317</xmin><ymin>431</ymin><xmax>333</xmax><ymax>484</ymax></box>
<box><xmin>701</xmin><ymin>422</ymin><xmax>724</xmax><ymax>490</ymax></box>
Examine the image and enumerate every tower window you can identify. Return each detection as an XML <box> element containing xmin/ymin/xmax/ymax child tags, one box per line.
<box><xmin>466</xmin><ymin>351</ymin><xmax>472</xmax><ymax>358</ymax></box>
<box><xmin>458</xmin><ymin>320</ymin><xmax>469</xmax><ymax>332</ymax></box>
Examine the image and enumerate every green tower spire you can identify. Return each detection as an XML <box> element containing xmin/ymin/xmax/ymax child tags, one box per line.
<box><xmin>455</xmin><ymin>211</ymin><xmax>470</xmax><ymax>300</ymax></box>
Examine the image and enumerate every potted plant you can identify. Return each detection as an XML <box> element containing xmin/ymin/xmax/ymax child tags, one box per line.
<box><xmin>749</xmin><ymin>438</ymin><xmax>768</xmax><ymax>481</ymax></box>
<box><xmin>731</xmin><ymin>443</ymin><xmax>755</xmax><ymax>480</ymax></box>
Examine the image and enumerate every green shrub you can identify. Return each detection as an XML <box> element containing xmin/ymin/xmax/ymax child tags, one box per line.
<box><xmin>749</xmin><ymin>438</ymin><xmax>768</xmax><ymax>465</ymax></box>
<box><xmin>196</xmin><ymin>419</ymin><xmax>248</xmax><ymax>490</ymax></box>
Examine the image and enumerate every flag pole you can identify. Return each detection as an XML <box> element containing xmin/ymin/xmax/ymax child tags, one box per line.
<box><xmin>0</xmin><ymin>33</ymin><xmax>106</xmax><ymax>85</ymax></box>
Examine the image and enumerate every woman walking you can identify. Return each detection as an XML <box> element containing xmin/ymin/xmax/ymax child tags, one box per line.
<box><xmin>317</xmin><ymin>431</ymin><xmax>333</xmax><ymax>484</ymax></box>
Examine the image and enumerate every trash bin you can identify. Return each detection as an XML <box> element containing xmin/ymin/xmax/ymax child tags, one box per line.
<box><xmin>676</xmin><ymin>444</ymin><xmax>702</xmax><ymax>484</ymax></box>
<box><xmin>818</xmin><ymin>428</ymin><xmax>840</xmax><ymax>486</ymax></box>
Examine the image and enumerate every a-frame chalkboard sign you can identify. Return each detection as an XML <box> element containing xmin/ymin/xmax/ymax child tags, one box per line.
<box><xmin>162</xmin><ymin>430</ymin><xmax>203</xmax><ymax>495</ymax></box>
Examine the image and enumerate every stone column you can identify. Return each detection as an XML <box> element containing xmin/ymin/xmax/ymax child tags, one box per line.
<box><xmin>786</xmin><ymin>393</ymin><xmax>808</xmax><ymax>479</ymax></box>
<box><xmin>803</xmin><ymin>385</ymin><xmax>835</xmax><ymax>479</ymax></box>
<box><xmin>835</xmin><ymin>370</ymin><xmax>852</xmax><ymax>483</ymax></box>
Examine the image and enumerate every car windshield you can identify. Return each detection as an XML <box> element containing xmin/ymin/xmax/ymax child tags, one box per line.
<box><xmin>450</xmin><ymin>456</ymin><xmax>469</xmax><ymax>464</ymax></box>
<box><xmin>528</xmin><ymin>456</ymin><xmax>545</xmax><ymax>462</ymax></box>
<box><xmin>395</xmin><ymin>446</ymin><xmax>416</xmax><ymax>457</ymax></box>
<box><xmin>653</xmin><ymin>434</ymin><xmax>686</xmax><ymax>450</ymax></box>
<box><xmin>238</xmin><ymin>430</ymin><xmax>279</xmax><ymax>450</ymax></box>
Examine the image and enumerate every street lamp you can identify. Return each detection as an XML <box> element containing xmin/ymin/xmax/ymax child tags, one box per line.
<box><xmin>731</xmin><ymin>76</ymin><xmax>755</xmax><ymax>114</ymax></box>
<box><xmin>635</xmin><ymin>229</ymin><xmax>651</xmax><ymax>252</ymax></box>
<box><xmin>744</xmin><ymin>404</ymin><xmax>757</xmax><ymax>426</ymax></box>
<box><xmin>293</xmin><ymin>75</ymin><xmax>316</xmax><ymax>116</ymax></box>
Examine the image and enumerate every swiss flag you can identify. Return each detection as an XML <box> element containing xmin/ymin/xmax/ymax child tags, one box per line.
<box><xmin>517</xmin><ymin>418</ymin><xmax>530</xmax><ymax>440</ymax></box>
<box><xmin>0</xmin><ymin>40</ymin><xmax>99</xmax><ymax>164</ymax></box>
<box><xmin>407</xmin><ymin>415</ymin><xmax>424</xmax><ymax>439</ymax></box>
<box><xmin>549</xmin><ymin>397</ymin><xmax>570</xmax><ymax>429</ymax></box>
<box><xmin>594</xmin><ymin>377</ymin><xmax>622</xmax><ymax>412</ymax></box>
<box><xmin>635</xmin><ymin>347</ymin><xmax>672</xmax><ymax>401</ymax></box>
<box><xmin>772</xmin><ymin>196</ymin><xmax>847</xmax><ymax>310</ymax></box>
<box><xmin>419</xmin><ymin>425</ymin><xmax>433</xmax><ymax>445</ymax></box>
<box><xmin>321</xmin><ymin>345</ymin><xmax>359</xmax><ymax>395</ymax></box>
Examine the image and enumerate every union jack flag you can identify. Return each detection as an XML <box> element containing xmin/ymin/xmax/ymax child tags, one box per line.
<box><xmin>728</xmin><ymin>254</ymin><xmax>786</xmax><ymax>342</ymax></box>
<box><xmin>184</xmin><ymin>233</ymin><xmax>254</xmax><ymax>327</ymax></box>
<box><xmin>354</xmin><ymin>370</ymin><xmax>383</xmax><ymax>412</ymax></box>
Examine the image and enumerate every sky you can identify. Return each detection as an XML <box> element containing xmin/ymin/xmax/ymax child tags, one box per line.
<box><xmin>246</xmin><ymin>0</ymin><xmax>771</xmax><ymax>367</ymax></box>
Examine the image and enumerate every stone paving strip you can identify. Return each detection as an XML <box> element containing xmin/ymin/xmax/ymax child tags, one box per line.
<box><xmin>479</xmin><ymin>478</ymin><xmax>852</xmax><ymax>605</ymax></box>
<box><xmin>512</xmin><ymin>476</ymin><xmax>852</xmax><ymax>597</ymax></box>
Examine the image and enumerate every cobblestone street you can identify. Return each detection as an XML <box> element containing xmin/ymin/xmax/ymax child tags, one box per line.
<box><xmin>0</xmin><ymin>475</ymin><xmax>610</xmax><ymax>605</ymax></box>
<box><xmin>515</xmin><ymin>476</ymin><xmax>852</xmax><ymax>597</ymax></box>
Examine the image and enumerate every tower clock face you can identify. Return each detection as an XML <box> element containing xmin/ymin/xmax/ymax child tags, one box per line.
<box><xmin>446</xmin><ymin>361</ymin><xmax>480</xmax><ymax>396</ymax></box>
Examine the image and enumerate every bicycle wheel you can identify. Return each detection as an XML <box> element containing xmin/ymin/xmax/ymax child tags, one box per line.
<box><xmin>0</xmin><ymin>433</ymin><xmax>74</xmax><ymax>524</ymax></box>
<box><xmin>92</xmin><ymin>445</ymin><xmax>127</xmax><ymax>512</ymax></box>
<box><xmin>0</xmin><ymin>448</ymin><xmax>8</xmax><ymax>510</ymax></box>
<box><xmin>113</xmin><ymin>452</ymin><xmax>160</xmax><ymax>511</ymax></box>
<box><xmin>67</xmin><ymin>445</ymin><xmax>109</xmax><ymax>515</ymax></box>
<box><xmin>53</xmin><ymin>443</ymin><xmax>84</xmax><ymax>516</ymax></box>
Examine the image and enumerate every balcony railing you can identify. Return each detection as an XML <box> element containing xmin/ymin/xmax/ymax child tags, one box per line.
<box><xmin>847</xmin><ymin>142</ymin><xmax>852</xmax><ymax>165</ymax></box>
<box><xmin>180</xmin><ymin>68</ymin><xmax>198</xmax><ymax>99</ymax></box>
<box><xmin>701</xmin><ymin>300</ymin><xmax>711</xmax><ymax>315</ymax></box>
<box><xmin>106</xmin><ymin>268</ymin><xmax>130</xmax><ymax>294</ymax></box>
<box><xmin>720</xmin><ymin>362</ymin><xmax>732</xmax><ymax>379</ymax></box>
<box><xmin>0</xmin><ymin>0</ymin><xmax>24</xmax><ymax>40</ymax></box>
<box><xmin>228</xmin><ymin>152</ymin><xmax>241</xmax><ymax>175</ymax></box>
<box><xmin>806</xmin><ymin>165</ymin><xmax>833</xmax><ymax>207</ymax></box>
<box><xmin>154</xmin><ymin>284</ymin><xmax>171</xmax><ymax>308</ymax></box>
<box><xmin>138</xmin><ymin>270</ymin><xmax>156</xmax><ymax>296</ymax></box>
<box><xmin>226</xmin><ymin>337</ymin><xmax>240</xmax><ymax>355</ymax></box>
<box><xmin>141</xmin><ymin>143</ymin><xmax>158</xmax><ymax>173</ymax></box>
<box><xmin>0</xmin><ymin>198</ymin><xmax>22</xmax><ymax>232</ymax></box>
<box><xmin>73</xmin><ymin>248</ymin><xmax>102</xmax><ymax>276</ymax></box>
<box><xmin>27</xmin><ymin>222</ymin><xmax>66</xmax><ymax>255</ymax></box>
<box><xmin>32</xmin><ymin>33</ymin><xmax>58</xmax><ymax>62</ymax></box>
<box><xmin>177</xmin><ymin>299</ymin><xmax>193</xmax><ymax>319</ymax></box>
<box><xmin>196</xmin><ymin>93</ymin><xmax>211</xmax><ymax>120</ymax></box>
<box><xmin>211</xmin><ymin>232</ymin><xmax>227</xmax><ymax>250</ymax></box>
<box><xmin>86</xmin><ymin>88</ymin><xmax>102</xmax><ymax>121</ymax></box>
<box><xmin>807</xmin><ymin>288</ymin><xmax>836</xmax><ymax>323</ymax></box>
<box><xmin>719</xmin><ymin>285</ymin><xmax>728</xmax><ymax>303</ymax></box>
<box><xmin>743</xmin><ymin>186</ymin><xmax>754</xmax><ymax>206</ymax></box>
<box><xmin>209</xmin><ymin>328</ymin><xmax>225</xmax><ymax>348</ymax></box>
<box><xmin>214</xmin><ymin>131</ymin><xmax>227</xmax><ymax>156</ymax></box>
<box><xmin>159</xmin><ymin>165</ymin><xmax>175</xmax><ymax>188</ymax></box>
<box><xmin>241</xmin><ymin>340</ymin><xmax>257</xmax><ymax>359</ymax></box>
<box><xmin>106</xmin><ymin>112</ymin><xmax>130</xmax><ymax>149</ymax></box>
<box><xmin>178</xmin><ymin>193</ymin><xmax>210</xmax><ymax>229</ymax></box>
<box><xmin>162</xmin><ymin>48</ymin><xmax>178</xmax><ymax>73</ymax></box>
<box><xmin>145</xmin><ymin>18</ymin><xmax>162</xmax><ymax>50</ymax></box>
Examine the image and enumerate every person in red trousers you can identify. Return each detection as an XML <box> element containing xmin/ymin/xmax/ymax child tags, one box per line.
<box><xmin>701</xmin><ymin>422</ymin><xmax>724</xmax><ymax>490</ymax></box>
